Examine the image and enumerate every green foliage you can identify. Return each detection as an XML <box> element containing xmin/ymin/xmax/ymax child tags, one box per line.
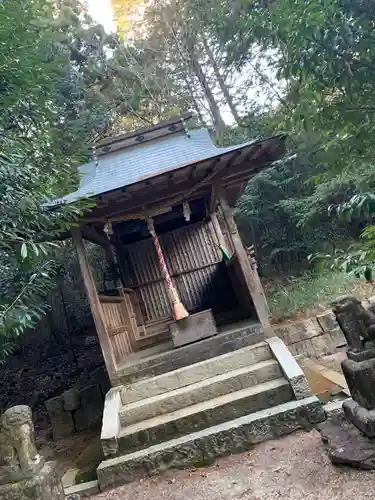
<box><xmin>205</xmin><ymin>0</ymin><xmax>375</xmax><ymax>279</ymax></box>
<box><xmin>0</xmin><ymin>0</ymin><xmax>95</xmax><ymax>358</ymax></box>
<box><xmin>267</xmin><ymin>271</ymin><xmax>370</xmax><ymax>322</ymax></box>
<box><xmin>5</xmin><ymin>0</ymin><xmax>375</xmax><ymax>354</ymax></box>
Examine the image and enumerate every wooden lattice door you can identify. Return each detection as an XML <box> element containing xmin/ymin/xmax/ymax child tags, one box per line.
<box><xmin>98</xmin><ymin>293</ymin><xmax>137</xmax><ymax>365</ymax></box>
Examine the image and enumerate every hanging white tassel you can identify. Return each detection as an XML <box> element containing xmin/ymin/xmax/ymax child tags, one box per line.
<box><xmin>104</xmin><ymin>221</ymin><xmax>113</xmax><ymax>236</ymax></box>
<box><xmin>92</xmin><ymin>145</ymin><xmax>99</xmax><ymax>168</ymax></box>
<box><xmin>183</xmin><ymin>201</ymin><xmax>191</xmax><ymax>222</ymax></box>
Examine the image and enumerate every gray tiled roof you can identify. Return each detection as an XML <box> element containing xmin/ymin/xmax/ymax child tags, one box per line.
<box><xmin>50</xmin><ymin>128</ymin><xmax>260</xmax><ymax>206</ymax></box>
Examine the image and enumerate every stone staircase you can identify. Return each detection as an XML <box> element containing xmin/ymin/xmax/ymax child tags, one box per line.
<box><xmin>97</xmin><ymin>337</ymin><xmax>326</xmax><ymax>491</ymax></box>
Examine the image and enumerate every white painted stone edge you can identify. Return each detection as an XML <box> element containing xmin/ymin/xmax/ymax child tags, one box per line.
<box><xmin>101</xmin><ymin>387</ymin><xmax>122</xmax><ymax>457</ymax></box>
<box><xmin>64</xmin><ymin>479</ymin><xmax>99</xmax><ymax>497</ymax></box>
<box><xmin>62</xmin><ymin>467</ymin><xmax>79</xmax><ymax>488</ymax></box>
<box><xmin>323</xmin><ymin>398</ymin><xmax>351</xmax><ymax>417</ymax></box>
<box><xmin>266</xmin><ymin>336</ymin><xmax>313</xmax><ymax>400</ymax></box>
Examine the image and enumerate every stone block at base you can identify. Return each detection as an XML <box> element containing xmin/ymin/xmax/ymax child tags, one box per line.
<box><xmin>341</xmin><ymin>358</ymin><xmax>375</xmax><ymax>409</ymax></box>
<box><xmin>64</xmin><ymin>480</ymin><xmax>99</xmax><ymax>497</ymax></box>
<box><xmin>0</xmin><ymin>462</ymin><xmax>64</xmax><ymax>500</ymax></box>
<box><xmin>97</xmin><ymin>396</ymin><xmax>325</xmax><ymax>490</ymax></box>
<box><xmin>342</xmin><ymin>398</ymin><xmax>375</xmax><ymax>437</ymax></box>
<box><xmin>45</xmin><ymin>396</ymin><xmax>75</xmax><ymax>439</ymax></box>
<box><xmin>318</xmin><ymin>412</ymin><xmax>375</xmax><ymax>469</ymax></box>
<box><xmin>74</xmin><ymin>384</ymin><xmax>103</xmax><ymax>432</ymax></box>
<box><xmin>170</xmin><ymin>309</ymin><xmax>218</xmax><ymax>348</ymax></box>
<box><xmin>347</xmin><ymin>347</ymin><xmax>375</xmax><ymax>362</ymax></box>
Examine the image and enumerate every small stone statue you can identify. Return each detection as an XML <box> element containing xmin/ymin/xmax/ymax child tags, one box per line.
<box><xmin>0</xmin><ymin>405</ymin><xmax>44</xmax><ymax>484</ymax></box>
<box><xmin>331</xmin><ymin>296</ymin><xmax>375</xmax><ymax>355</ymax></box>
<box><xmin>0</xmin><ymin>405</ymin><xmax>65</xmax><ymax>499</ymax></box>
<box><xmin>318</xmin><ymin>296</ymin><xmax>375</xmax><ymax>469</ymax></box>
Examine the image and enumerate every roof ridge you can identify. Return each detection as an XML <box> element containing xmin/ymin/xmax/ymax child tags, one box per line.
<box><xmin>91</xmin><ymin>113</ymin><xmax>194</xmax><ymax>154</ymax></box>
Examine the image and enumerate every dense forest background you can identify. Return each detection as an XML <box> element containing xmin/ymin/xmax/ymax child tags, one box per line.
<box><xmin>2</xmin><ymin>0</ymin><xmax>375</xmax><ymax>359</ymax></box>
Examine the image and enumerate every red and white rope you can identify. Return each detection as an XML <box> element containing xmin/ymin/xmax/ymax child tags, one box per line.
<box><xmin>147</xmin><ymin>219</ymin><xmax>178</xmax><ymax>302</ymax></box>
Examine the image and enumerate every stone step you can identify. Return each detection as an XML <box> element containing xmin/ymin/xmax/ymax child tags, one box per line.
<box><xmin>98</xmin><ymin>396</ymin><xmax>326</xmax><ymax>489</ymax></box>
<box><xmin>121</xmin><ymin>341</ymin><xmax>272</xmax><ymax>405</ymax></box>
<box><xmin>116</xmin><ymin>321</ymin><xmax>263</xmax><ymax>385</ymax></box>
<box><xmin>119</xmin><ymin>358</ymin><xmax>281</xmax><ymax>426</ymax></box>
<box><xmin>117</xmin><ymin>378</ymin><xmax>292</xmax><ymax>454</ymax></box>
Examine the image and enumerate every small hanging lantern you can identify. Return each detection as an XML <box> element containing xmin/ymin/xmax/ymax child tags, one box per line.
<box><xmin>180</xmin><ymin>116</ymin><xmax>191</xmax><ymax>138</ymax></box>
<box><xmin>183</xmin><ymin>201</ymin><xmax>191</xmax><ymax>222</ymax></box>
<box><xmin>92</xmin><ymin>145</ymin><xmax>99</xmax><ymax>169</ymax></box>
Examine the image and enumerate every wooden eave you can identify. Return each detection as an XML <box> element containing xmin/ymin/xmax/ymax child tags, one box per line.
<box><xmin>81</xmin><ymin>134</ymin><xmax>286</xmax><ymax>226</ymax></box>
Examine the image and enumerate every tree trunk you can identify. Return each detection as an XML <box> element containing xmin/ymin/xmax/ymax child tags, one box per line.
<box><xmin>184</xmin><ymin>76</ymin><xmax>207</xmax><ymax>125</ymax></box>
<box><xmin>189</xmin><ymin>48</ymin><xmax>226</xmax><ymax>135</ymax></box>
<box><xmin>167</xmin><ymin>14</ymin><xmax>225</xmax><ymax>135</ymax></box>
<box><xmin>201</xmin><ymin>36</ymin><xmax>241</xmax><ymax>125</ymax></box>
<box><xmin>183</xmin><ymin>35</ymin><xmax>225</xmax><ymax>135</ymax></box>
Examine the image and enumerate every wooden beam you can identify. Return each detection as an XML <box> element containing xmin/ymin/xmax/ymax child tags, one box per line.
<box><xmin>81</xmin><ymin>226</ymin><xmax>111</xmax><ymax>248</ymax></box>
<box><xmin>86</xmin><ymin>177</ymin><xmax>206</xmax><ymax>221</ymax></box>
<box><xmin>86</xmin><ymin>150</ymin><xmax>244</xmax><ymax>223</ymax></box>
<box><xmin>215</xmin><ymin>153</ymin><xmax>271</xmax><ymax>184</ymax></box>
<box><xmin>215</xmin><ymin>182</ymin><xmax>271</xmax><ymax>331</ymax></box>
<box><xmin>190</xmin><ymin>165</ymin><xmax>198</xmax><ymax>180</ymax></box>
<box><xmin>83</xmin><ymin>158</ymin><xmax>224</xmax><ymax>223</ymax></box>
<box><xmin>71</xmin><ymin>227</ymin><xmax>117</xmax><ymax>381</ymax></box>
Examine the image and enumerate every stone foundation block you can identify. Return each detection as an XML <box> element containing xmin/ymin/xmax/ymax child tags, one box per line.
<box><xmin>328</xmin><ymin>328</ymin><xmax>347</xmax><ymax>348</ymax></box>
<box><xmin>318</xmin><ymin>412</ymin><xmax>375</xmax><ymax>469</ymax></box>
<box><xmin>0</xmin><ymin>462</ymin><xmax>64</xmax><ymax>500</ymax></box>
<box><xmin>170</xmin><ymin>309</ymin><xmax>218</xmax><ymax>348</ymax></box>
<box><xmin>64</xmin><ymin>480</ymin><xmax>99</xmax><ymax>497</ymax></box>
<box><xmin>275</xmin><ymin>319</ymin><xmax>320</xmax><ymax>346</ymax></box>
<box><xmin>74</xmin><ymin>385</ymin><xmax>103</xmax><ymax>432</ymax></box>
<box><xmin>341</xmin><ymin>358</ymin><xmax>375</xmax><ymax>409</ymax></box>
<box><xmin>288</xmin><ymin>339</ymin><xmax>316</xmax><ymax>358</ymax></box>
<box><xmin>347</xmin><ymin>347</ymin><xmax>375</xmax><ymax>362</ymax></box>
<box><xmin>343</xmin><ymin>398</ymin><xmax>375</xmax><ymax>437</ymax></box>
<box><xmin>63</xmin><ymin>388</ymin><xmax>81</xmax><ymax>412</ymax></box>
<box><xmin>316</xmin><ymin>311</ymin><xmax>338</xmax><ymax>333</ymax></box>
<box><xmin>98</xmin><ymin>396</ymin><xmax>325</xmax><ymax>489</ymax></box>
<box><xmin>45</xmin><ymin>396</ymin><xmax>75</xmax><ymax>439</ymax></box>
<box><xmin>310</xmin><ymin>333</ymin><xmax>336</xmax><ymax>357</ymax></box>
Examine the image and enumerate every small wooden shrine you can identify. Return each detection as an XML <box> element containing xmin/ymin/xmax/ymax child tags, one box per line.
<box><xmin>51</xmin><ymin>113</ymin><xmax>286</xmax><ymax>383</ymax></box>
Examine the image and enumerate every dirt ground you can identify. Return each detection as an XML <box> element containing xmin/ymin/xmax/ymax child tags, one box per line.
<box><xmin>92</xmin><ymin>429</ymin><xmax>375</xmax><ymax>500</ymax></box>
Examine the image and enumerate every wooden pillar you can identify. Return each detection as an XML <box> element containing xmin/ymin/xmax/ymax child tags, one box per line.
<box><xmin>210</xmin><ymin>211</ymin><xmax>230</xmax><ymax>257</ymax></box>
<box><xmin>103</xmin><ymin>244</ymin><xmax>122</xmax><ymax>291</ymax></box>
<box><xmin>71</xmin><ymin>227</ymin><xmax>117</xmax><ymax>381</ymax></box>
<box><xmin>214</xmin><ymin>183</ymin><xmax>271</xmax><ymax>331</ymax></box>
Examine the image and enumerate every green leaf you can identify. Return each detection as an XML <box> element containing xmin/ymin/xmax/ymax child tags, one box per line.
<box><xmin>20</xmin><ymin>243</ymin><xmax>28</xmax><ymax>260</ymax></box>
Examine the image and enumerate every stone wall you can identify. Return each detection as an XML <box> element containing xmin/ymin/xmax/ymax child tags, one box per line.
<box><xmin>274</xmin><ymin>313</ymin><xmax>344</xmax><ymax>359</ymax></box>
<box><xmin>274</xmin><ymin>295</ymin><xmax>375</xmax><ymax>359</ymax></box>
<box><xmin>45</xmin><ymin>366</ymin><xmax>110</xmax><ymax>440</ymax></box>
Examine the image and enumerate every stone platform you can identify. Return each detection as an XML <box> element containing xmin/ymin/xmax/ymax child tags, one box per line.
<box><xmin>98</xmin><ymin>396</ymin><xmax>325</xmax><ymax>490</ymax></box>
<box><xmin>98</xmin><ymin>337</ymin><xmax>326</xmax><ymax>490</ymax></box>
<box><xmin>116</xmin><ymin>320</ymin><xmax>263</xmax><ymax>385</ymax></box>
<box><xmin>0</xmin><ymin>462</ymin><xmax>64</xmax><ymax>500</ymax></box>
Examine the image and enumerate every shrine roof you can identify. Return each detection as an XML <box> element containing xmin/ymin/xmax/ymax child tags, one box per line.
<box><xmin>48</xmin><ymin>116</ymin><xmax>285</xmax><ymax>208</ymax></box>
